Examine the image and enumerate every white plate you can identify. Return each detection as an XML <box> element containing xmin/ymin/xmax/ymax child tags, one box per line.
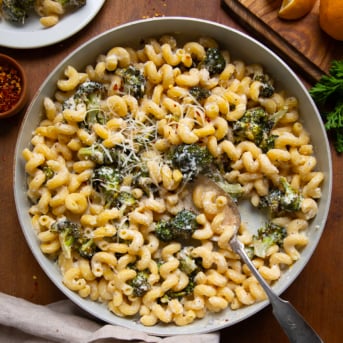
<box><xmin>0</xmin><ymin>0</ymin><xmax>105</xmax><ymax>49</ymax></box>
<box><xmin>14</xmin><ymin>17</ymin><xmax>332</xmax><ymax>336</ymax></box>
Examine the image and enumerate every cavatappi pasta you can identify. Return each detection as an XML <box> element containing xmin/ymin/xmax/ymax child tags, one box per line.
<box><xmin>23</xmin><ymin>35</ymin><xmax>324</xmax><ymax>326</ymax></box>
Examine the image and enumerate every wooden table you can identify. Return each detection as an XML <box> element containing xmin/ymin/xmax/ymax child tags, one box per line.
<box><xmin>0</xmin><ymin>1</ymin><xmax>342</xmax><ymax>342</ymax></box>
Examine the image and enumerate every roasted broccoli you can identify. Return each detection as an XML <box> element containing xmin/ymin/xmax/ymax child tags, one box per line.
<box><xmin>200</xmin><ymin>47</ymin><xmax>226</xmax><ymax>76</ymax></box>
<box><xmin>132</xmin><ymin>167</ymin><xmax>159</xmax><ymax>197</ymax></box>
<box><xmin>189</xmin><ymin>86</ymin><xmax>211</xmax><ymax>101</ymax></box>
<box><xmin>78</xmin><ymin>143</ymin><xmax>118</xmax><ymax>165</ymax></box>
<box><xmin>252</xmin><ymin>222</ymin><xmax>287</xmax><ymax>258</ymax></box>
<box><xmin>253</xmin><ymin>74</ymin><xmax>275</xmax><ymax>98</ymax></box>
<box><xmin>215</xmin><ymin>179</ymin><xmax>244</xmax><ymax>199</ymax></box>
<box><xmin>65</xmin><ymin>80</ymin><xmax>107</xmax><ymax>111</ymax></box>
<box><xmin>91</xmin><ymin>165</ymin><xmax>138</xmax><ymax>210</ymax></box>
<box><xmin>50</xmin><ymin>218</ymin><xmax>81</xmax><ymax>259</ymax></box>
<box><xmin>232</xmin><ymin>106</ymin><xmax>287</xmax><ymax>152</ymax></box>
<box><xmin>78</xmin><ymin>238</ymin><xmax>97</xmax><ymax>259</ymax></box>
<box><xmin>42</xmin><ymin>165</ymin><xmax>55</xmax><ymax>181</ymax></box>
<box><xmin>177</xmin><ymin>247</ymin><xmax>201</xmax><ymax>275</ymax></box>
<box><xmin>171</xmin><ymin>209</ymin><xmax>199</xmax><ymax>241</ymax></box>
<box><xmin>56</xmin><ymin>0</ymin><xmax>86</xmax><ymax>9</ymax></box>
<box><xmin>155</xmin><ymin>220</ymin><xmax>175</xmax><ymax>242</ymax></box>
<box><xmin>259</xmin><ymin>177</ymin><xmax>303</xmax><ymax>215</ymax></box>
<box><xmin>51</xmin><ymin>218</ymin><xmax>81</xmax><ymax>237</ymax></box>
<box><xmin>118</xmin><ymin>66</ymin><xmax>146</xmax><ymax>99</ymax></box>
<box><xmin>210</xmin><ymin>170</ymin><xmax>245</xmax><ymax>200</ymax></box>
<box><xmin>115</xmin><ymin>191</ymin><xmax>136</xmax><ymax>210</ymax></box>
<box><xmin>64</xmin><ymin>81</ymin><xmax>107</xmax><ymax>130</ymax></box>
<box><xmin>1</xmin><ymin>0</ymin><xmax>27</xmax><ymax>24</ymax></box>
<box><xmin>50</xmin><ymin>218</ymin><xmax>97</xmax><ymax>259</ymax></box>
<box><xmin>91</xmin><ymin>165</ymin><xmax>123</xmax><ymax>205</ymax></box>
<box><xmin>159</xmin><ymin>247</ymin><xmax>199</xmax><ymax>303</ymax></box>
<box><xmin>129</xmin><ymin>270</ymin><xmax>151</xmax><ymax>297</ymax></box>
<box><xmin>161</xmin><ymin>274</ymin><xmax>196</xmax><ymax>301</ymax></box>
<box><xmin>79</xmin><ymin>142</ymin><xmax>144</xmax><ymax>172</ymax></box>
<box><xmin>170</xmin><ymin>143</ymin><xmax>213</xmax><ymax>180</ymax></box>
<box><xmin>155</xmin><ymin>209</ymin><xmax>199</xmax><ymax>242</ymax></box>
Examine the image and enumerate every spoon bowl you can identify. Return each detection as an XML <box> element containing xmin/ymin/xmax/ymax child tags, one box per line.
<box><xmin>190</xmin><ymin>175</ymin><xmax>323</xmax><ymax>343</ymax></box>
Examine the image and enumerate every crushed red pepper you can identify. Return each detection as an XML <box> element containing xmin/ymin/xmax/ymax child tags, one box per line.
<box><xmin>0</xmin><ymin>64</ymin><xmax>22</xmax><ymax>113</ymax></box>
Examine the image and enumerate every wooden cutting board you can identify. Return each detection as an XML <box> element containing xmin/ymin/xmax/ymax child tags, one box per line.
<box><xmin>222</xmin><ymin>0</ymin><xmax>343</xmax><ymax>85</ymax></box>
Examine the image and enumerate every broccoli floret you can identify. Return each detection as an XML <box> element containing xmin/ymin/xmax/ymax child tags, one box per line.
<box><xmin>119</xmin><ymin>66</ymin><xmax>146</xmax><ymax>99</ymax></box>
<box><xmin>257</xmin><ymin>222</ymin><xmax>287</xmax><ymax>245</ymax></box>
<box><xmin>42</xmin><ymin>165</ymin><xmax>55</xmax><ymax>181</ymax></box>
<box><xmin>130</xmin><ymin>271</ymin><xmax>151</xmax><ymax>297</ymax></box>
<box><xmin>56</xmin><ymin>0</ymin><xmax>86</xmax><ymax>9</ymax></box>
<box><xmin>74</xmin><ymin>81</ymin><xmax>106</xmax><ymax>103</ymax></box>
<box><xmin>51</xmin><ymin>218</ymin><xmax>81</xmax><ymax>237</ymax></box>
<box><xmin>63</xmin><ymin>81</ymin><xmax>107</xmax><ymax>130</ymax></box>
<box><xmin>1</xmin><ymin>0</ymin><xmax>27</xmax><ymax>24</ymax></box>
<box><xmin>161</xmin><ymin>274</ymin><xmax>196</xmax><ymax>301</ymax></box>
<box><xmin>210</xmin><ymin>172</ymin><xmax>245</xmax><ymax>199</ymax></box>
<box><xmin>253</xmin><ymin>74</ymin><xmax>275</xmax><ymax>98</ymax></box>
<box><xmin>93</xmin><ymin>143</ymin><xmax>142</xmax><ymax>175</ymax></box>
<box><xmin>78</xmin><ymin>144</ymin><xmax>107</xmax><ymax>165</ymax></box>
<box><xmin>92</xmin><ymin>166</ymin><xmax>123</xmax><ymax>205</ymax></box>
<box><xmin>252</xmin><ymin>222</ymin><xmax>287</xmax><ymax>258</ymax></box>
<box><xmin>170</xmin><ymin>143</ymin><xmax>213</xmax><ymax>180</ymax></box>
<box><xmin>90</xmin><ymin>166</ymin><xmax>137</xmax><ymax>211</ymax></box>
<box><xmin>171</xmin><ymin>209</ymin><xmax>199</xmax><ymax>241</ymax></box>
<box><xmin>177</xmin><ymin>247</ymin><xmax>201</xmax><ymax>275</ymax></box>
<box><xmin>115</xmin><ymin>192</ymin><xmax>137</xmax><ymax>212</ymax></box>
<box><xmin>259</xmin><ymin>177</ymin><xmax>303</xmax><ymax>216</ymax></box>
<box><xmin>216</xmin><ymin>180</ymin><xmax>244</xmax><ymax>199</ymax></box>
<box><xmin>189</xmin><ymin>86</ymin><xmax>211</xmax><ymax>101</ymax></box>
<box><xmin>82</xmin><ymin>110</ymin><xmax>107</xmax><ymax>132</ymax></box>
<box><xmin>50</xmin><ymin>218</ymin><xmax>81</xmax><ymax>259</ymax></box>
<box><xmin>92</xmin><ymin>166</ymin><xmax>122</xmax><ymax>192</ymax></box>
<box><xmin>117</xmin><ymin>192</ymin><xmax>136</xmax><ymax>206</ymax></box>
<box><xmin>279</xmin><ymin>177</ymin><xmax>303</xmax><ymax>212</ymax></box>
<box><xmin>50</xmin><ymin>218</ymin><xmax>97</xmax><ymax>259</ymax></box>
<box><xmin>259</xmin><ymin>188</ymin><xmax>283</xmax><ymax>214</ymax></box>
<box><xmin>78</xmin><ymin>238</ymin><xmax>97</xmax><ymax>259</ymax></box>
<box><xmin>78</xmin><ymin>143</ymin><xmax>119</xmax><ymax>165</ymax></box>
<box><xmin>58</xmin><ymin>230</ymin><xmax>75</xmax><ymax>259</ymax></box>
<box><xmin>155</xmin><ymin>210</ymin><xmax>199</xmax><ymax>242</ymax></box>
<box><xmin>132</xmin><ymin>171</ymin><xmax>159</xmax><ymax>197</ymax></box>
<box><xmin>200</xmin><ymin>47</ymin><xmax>226</xmax><ymax>76</ymax></box>
<box><xmin>259</xmin><ymin>83</ymin><xmax>275</xmax><ymax>98</ymax></box>
<box><xmin>233</xmin><ymin>106</ymin><xmax>287</xmax><ymax>152</ymax></box>
<box><xmin>155</xmin><ymin>220</ymin><xmax>174</xmax><ymax>242</ymax></box>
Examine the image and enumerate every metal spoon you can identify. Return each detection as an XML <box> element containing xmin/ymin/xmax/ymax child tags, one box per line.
<box><xmin>192</xmin><ymin>176</ymin><xmax>323</xmax><ymax>343</ymax></box>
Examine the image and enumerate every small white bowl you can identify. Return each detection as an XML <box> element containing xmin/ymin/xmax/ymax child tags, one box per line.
<box><xmin>14</xmin><ymin>17</ymin><xmax>332</xmax><ymax>336</ymax></box>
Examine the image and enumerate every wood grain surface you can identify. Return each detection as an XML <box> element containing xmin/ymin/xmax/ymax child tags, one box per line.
<box><xmin>222</xmin><ymin>0</ymin><xmax>343</xmax><ymax>84</ymax></box>
<box><xmin>0</xmin><ymin>1</ymin><xmax>342</xmax><ymax>342</ymax></box>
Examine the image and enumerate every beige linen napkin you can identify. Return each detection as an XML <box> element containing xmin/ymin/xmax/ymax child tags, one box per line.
<box><xmin>0</xmin><ymin>292</ymin><xmax>220</xmax><ymax>343</ymax></box>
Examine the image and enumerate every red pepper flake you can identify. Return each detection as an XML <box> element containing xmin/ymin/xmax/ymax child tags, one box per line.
<box><xmin>0</xmin><ymin>64</ymin><xmax>22</xmax><ymax>113</ymax></box>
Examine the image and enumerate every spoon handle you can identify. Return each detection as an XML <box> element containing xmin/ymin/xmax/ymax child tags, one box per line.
<box><xmin>230</xmin><ymin>236</ymin><xmax>323</xmax><ymax>343</ymax></box>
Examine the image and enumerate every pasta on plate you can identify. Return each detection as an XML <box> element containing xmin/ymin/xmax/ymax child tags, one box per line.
<box><xmin>22</xmin><ymin>35</ymin><xmax>324</xmax><ymax>326</ymax></box>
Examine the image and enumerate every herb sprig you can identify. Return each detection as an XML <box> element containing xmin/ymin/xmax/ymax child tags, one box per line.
<box><xmin>310</xmin><ymin>60</ymin><xmax>343</xmax><ymax>153</ymax></box>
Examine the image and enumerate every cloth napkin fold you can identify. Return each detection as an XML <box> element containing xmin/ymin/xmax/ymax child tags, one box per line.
<box><xmin>0</xmin><ymin>292</ymin><xmax>220</xmax><ymax>343</ymax></box>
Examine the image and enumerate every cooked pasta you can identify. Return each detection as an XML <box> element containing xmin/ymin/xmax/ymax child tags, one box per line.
<box><xmin>22</xmin><ymin>35</ymin><xmax>324</xmax><ymax>326</ymax></box>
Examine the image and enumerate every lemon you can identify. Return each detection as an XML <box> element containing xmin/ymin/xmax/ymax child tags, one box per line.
<box><xmin>278</xmin><ymin>0</ymin><xmax>317</xmax><ymax>20</ymax></box>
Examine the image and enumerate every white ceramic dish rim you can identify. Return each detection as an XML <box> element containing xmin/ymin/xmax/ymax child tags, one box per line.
<box><xmin>14</xmin><ymin>17</ymin><xmax>332</xmax><ymax>336</ymax></box>
<box><xmin>0</xmin><ymin>0</ymin><xmax>105</xmax><ymax>49</ymax></box>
